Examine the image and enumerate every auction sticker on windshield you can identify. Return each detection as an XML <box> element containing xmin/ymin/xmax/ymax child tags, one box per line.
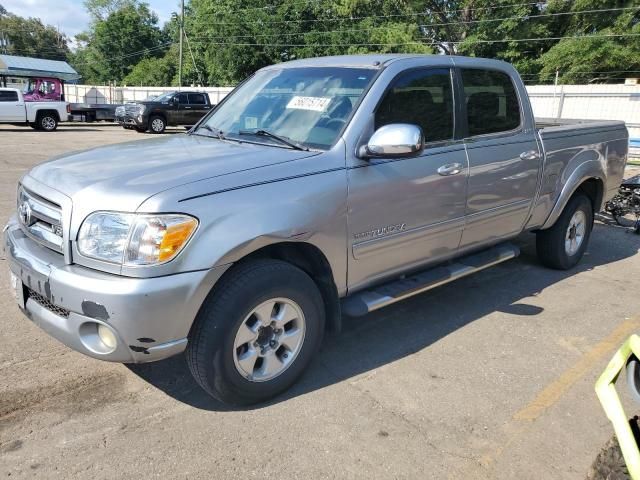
<box><xmin>286</xmin><ymin>96</ymin><xmax>331</xmax><ymax>112</ymax></box>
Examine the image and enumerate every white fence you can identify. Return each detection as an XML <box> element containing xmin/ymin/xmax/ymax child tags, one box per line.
<box><xmin>66</xmin><ymin>83</ymin><xmax>640</xmax><ymax>140</ymax></box>
<box><xmin>66</xmin><ymin>84</ymin><xmax>235</xmax><ymax>105</ymax></box>
<box><xmin>526</xmin><ymin>84</ymin><xmax>640</xmax><ymax>139</ymax></box>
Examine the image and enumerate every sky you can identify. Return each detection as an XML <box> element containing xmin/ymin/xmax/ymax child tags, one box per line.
<box><xmin>1</xmin><ymin>0</ymin><xmax>177</xmax><ymax>40</ymax></box>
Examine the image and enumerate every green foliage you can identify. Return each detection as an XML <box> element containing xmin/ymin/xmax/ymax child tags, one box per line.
<box><xmin>123</xmin><ymin>46</ymin><xmax>178</xmax><ymax>85</ymax></box>
<box><xmin>70</xmin><ymin>0</ymin><xmax>167</xmax><ymax>84</ymax></box>
<box><xmin>0</xmin><ymin>9</ymin><xmax>70</xmax><ymax>60</ymax></box>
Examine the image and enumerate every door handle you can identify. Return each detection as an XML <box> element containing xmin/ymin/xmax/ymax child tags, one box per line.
<box><xmin>437</xmin><ymin>163</ymin><xmax>463</xmax><ymax>176</ymax></box>
<box><xmin>520</xmin><ymin>150</ymin><xmax>540</xmax><ymax>161</ymax></box>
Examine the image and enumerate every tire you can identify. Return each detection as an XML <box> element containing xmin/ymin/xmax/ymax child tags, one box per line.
<box><xmin>536</xmin><ymin>193</ymin><xmax>593</xmax><ymax>270</ymax></box>
<box><xmin>148</xmin><ymin>115</ymin><xmax>166</xmax><ymax>134</ymax></box>
<box><xmin>587</xmin><ymin>436</ymin><xmax>630</xmax><ymax>480</ymax></box>
<box><xmin>187</xmin><ymin>259</ymin><xmax>325</xmax><ymax>405</ymax></box>
<box><xmin>38</xmin><ymin>113</ymin><xmax>58</xmax><ymax>132</ymax></box>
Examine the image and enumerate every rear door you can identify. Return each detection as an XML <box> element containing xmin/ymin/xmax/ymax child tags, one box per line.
<box><xmin>0</xmin><ymin>90</ymin><xmax>25</xmax><ymax>121</ymax></box>
<box><xmin>347</xmin><ymin>67</ymin><xmax>468</xmax><ymax>290</ymax></box>
<box><xmin>458</xmin><ymin>68</ymin><xmax>541</xmax><ymax>250</ymax></box>
<box><xmin>187</xmin><ymin>93</ymin><xmax>211</xmax><ymax>124</ymax></box>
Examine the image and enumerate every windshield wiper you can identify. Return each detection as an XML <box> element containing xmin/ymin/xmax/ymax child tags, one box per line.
<box><xmin>238</xmin><ymin>129</ymin><xmax>309</xmax><ymax>151</ymax></box>
<box><xmin>194</xmin><ymin>124</ymin><xmax>226</xmax><ymax>140</ymax></box>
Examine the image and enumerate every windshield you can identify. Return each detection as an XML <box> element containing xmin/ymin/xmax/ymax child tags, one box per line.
<box><xmin>152</xmin><ymin>92</ymin><xmax>175</xmax><ymax>103</ymax></box>
<box><xmin>198</xmin><ymin>67</ymin><xmax>376</xmax><ymax>150</ymax></box>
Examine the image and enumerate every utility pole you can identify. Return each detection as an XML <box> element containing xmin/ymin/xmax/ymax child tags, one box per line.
<box><xmin>178</xmin><ymin>0</ymin><xmax>184</xmax><ymax>89</ymax></box>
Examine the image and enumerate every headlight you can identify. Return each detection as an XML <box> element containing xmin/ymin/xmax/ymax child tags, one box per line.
<box><xmin>77</xmin><ymin>212</ymin><xmax>198</xmax><ymax>266</ymax></box>
<box><xmin>138</xmin><ymin>104</ymin><xmax>146</xmax><ymax>114</ymax></box>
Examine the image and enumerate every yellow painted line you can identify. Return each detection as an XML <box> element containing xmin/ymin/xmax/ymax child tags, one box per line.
<box><xmin>478</xmin><ymin>318</ymin><xmax>640</xmax><ymax>470</ymax></box>
<box><xmin>514</xmin><ymin>318</ymin><xmax>640</xmax><ymax>422</ymax></box>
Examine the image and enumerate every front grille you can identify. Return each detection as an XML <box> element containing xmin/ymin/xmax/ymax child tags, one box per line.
<box><xmin>27</xmin><ymin>288</ymin><xmax>70</xmax><ymax>318</ymax></box>
<box><xmin>124</xmin><ymin>104</ymin><xmax>139</xmax><ymax>115</ymax></box>
<box><xmin>115</xmin><ymin>105</ymin><xmax>125</xmax><ymax>116</ymax></box>
<box><xmin>17</xmin><ymin>187</ymin><xmax>64</xmax><ymax>253</ymax></box>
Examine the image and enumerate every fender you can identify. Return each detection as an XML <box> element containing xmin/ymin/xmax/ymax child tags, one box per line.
<box><xmin>540</xmin><ymin>159</ymin><xmax>604</xmax><ymax>230</ymax></box>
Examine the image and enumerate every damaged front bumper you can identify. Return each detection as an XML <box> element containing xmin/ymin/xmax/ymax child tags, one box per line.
<box><xmin>3</xmin><ymin>216</ymin><xmax>226</xmax><ymax>363</ymax></box>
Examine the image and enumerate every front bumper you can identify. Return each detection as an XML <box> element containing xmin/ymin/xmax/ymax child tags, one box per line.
<box><xmin>115</xmin><ymin>114</ymin><xmax>145</xmax><ymax>128</ymax></box>
<box><xmin>3</xmin><ymin>217</ymin><xmax>226</xmax><ymax>363</ymax></box>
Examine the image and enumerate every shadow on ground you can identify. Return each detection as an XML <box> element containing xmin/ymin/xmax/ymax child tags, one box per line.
<box><xmin>127</xmin><ymin>220</ymin><xmax>639</xmax><ymax>411</ymax></box>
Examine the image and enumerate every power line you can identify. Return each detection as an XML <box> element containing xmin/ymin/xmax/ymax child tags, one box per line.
<box><xmin>191</xmin><ymin>0</ymin><xmax>563</xmax><ymax>21</ymax></box>
<box><xmin>72</xmin><ymin>42</ymin><xmax>172</xmax><ymax>67</ymax></box>
<box><xmin>186</xmin><ymin>32</ymin><xmax>640</xmax><ymax>47</ymax></box>
<box><xmin>184</xmin><ymin>6</ymin><xmax>639</xmax><ymax>41</ymax></box>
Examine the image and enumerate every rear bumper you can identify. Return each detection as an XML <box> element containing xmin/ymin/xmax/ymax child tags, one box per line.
<box><xmin>3</xmin><ymin>216</ymin><xmax>227</xmax><ymax>363</ymax></box>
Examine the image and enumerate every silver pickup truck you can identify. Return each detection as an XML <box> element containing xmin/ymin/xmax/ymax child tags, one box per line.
<box><xmin>4</xmin><ymin>55</ymin><xmax>628</xmax><ymax>405</ymax></box>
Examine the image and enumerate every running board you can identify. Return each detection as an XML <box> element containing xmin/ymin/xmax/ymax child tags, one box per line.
<box><xmin>342</xmin><ymin>243</ymin><xmax>520</xmax><ymax>317</ymax></box>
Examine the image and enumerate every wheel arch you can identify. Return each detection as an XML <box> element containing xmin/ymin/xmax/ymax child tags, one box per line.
<box><xmin>204</xmin><ymin>241</ymin><xmax>342</xmax><ymax>335</ymax></box>
<box><xmin>36</xmin><ymin>109</ymin><xmax>60</xmax><ymax>121</ymax></box>
<box><xmin>541</xmin><ymin>172</ymin><xmax>604</xmax><ymax>230</ymax></box>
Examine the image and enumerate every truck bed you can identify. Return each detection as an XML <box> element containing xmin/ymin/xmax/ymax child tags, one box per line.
<box><xmin>536</xmin><ymin>117</ymin><xmax>627</xmax><ymax>136</ymax></box>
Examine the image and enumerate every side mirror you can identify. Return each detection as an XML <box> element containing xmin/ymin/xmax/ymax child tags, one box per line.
<box><xmin>171</xmin><ymin>96</ymin><xmax>179</xmax><ymax>105</ymax></box>
<box><xmin>359</xmin><ymin>123</ymin><xmax>424</xmax><ymax>159</ymax></box>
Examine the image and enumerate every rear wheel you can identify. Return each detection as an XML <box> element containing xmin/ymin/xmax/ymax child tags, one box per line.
<box><xmin>536</xmin><ymin>193</ymin><xmax>593</xmax><ymax>270</ymax></box>
<box><xmin>186</xmin><ymin>259</ymin><xmax>325</xmax><ymax>405</ymax></box>
<box><xmin>38</xmin><ymin>113</ymin><xmax>58</xmax><ymax>132</ymax></box>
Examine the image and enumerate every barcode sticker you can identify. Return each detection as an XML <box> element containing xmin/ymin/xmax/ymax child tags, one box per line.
<box><xmin>286</xmin><ymin>96</ymin><xmax>331</xmax><ymax>112</ymax></box>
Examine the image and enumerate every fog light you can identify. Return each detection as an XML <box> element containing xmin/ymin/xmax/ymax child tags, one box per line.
<box><xmin>97</xmin><ymin>324</ymin><xmax>117</xmax><ymax>350</ymax></box>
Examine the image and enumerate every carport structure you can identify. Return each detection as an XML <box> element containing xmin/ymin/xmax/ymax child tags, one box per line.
<box><xmin>0</xmin><ymin>54</ymin><xmax>80</xmax><ymax>84</ymax></box>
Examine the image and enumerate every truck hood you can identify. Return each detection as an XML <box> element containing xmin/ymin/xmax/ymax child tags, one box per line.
<box><xmin>27</xmin><ymin>134</ymin><xmax>320</xmax><ymax>212</ymax></box>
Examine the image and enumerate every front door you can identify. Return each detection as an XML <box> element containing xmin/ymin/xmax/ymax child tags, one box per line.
<box><xmin>458</xmin><ymin>68</ymin><xmax>542</xmax><ymax>250</ymax></box>
<box><xmin>0</xmin><ymin>90</ymin><xmax>24</xmax><ymax>121</ymax></box>
<box><xmin>174</xmin><ymin>92</ymin><xmax>190</xmax><ymax>124</ymax></box>
<box><xmin>347</xmin><ymin>67</ymin><xmax>468</xmax><ymax>291</ymax></box>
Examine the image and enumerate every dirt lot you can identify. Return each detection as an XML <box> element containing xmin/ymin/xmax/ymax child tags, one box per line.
<box><xmin>1</xmin><ymin>123</ymin><xmax>640</xmax><ymax>479</ymax></box>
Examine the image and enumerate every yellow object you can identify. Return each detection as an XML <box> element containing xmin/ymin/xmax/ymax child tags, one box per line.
<box><xmin>595</xmin><ymin>334</ymin><xmax>640</xmax><ymax>479</ymax></box>
<box><xmin>158</xmin><ymin>218</ymin><xmax>198</xmax><ymax>262</ymax></box>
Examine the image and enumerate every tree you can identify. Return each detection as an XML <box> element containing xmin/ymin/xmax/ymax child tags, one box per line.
<box><xmin>123</xmin><ymin>46</ymin><xmax>178</xmax><ymax>85</ymax></box>
<box><xmin>69</xmin><ymin>1</ymin><xmax>167</xmax><ymax>84</ymax></box>
<box><xmin>536</xmin><ymin>0</ymin><xmax>640</xmax><ymax>84</ymax></box>
<box><xmin>84</xmin><ymin>0</ymin><xmax>137</xmax><ymax>21</ymax></box>
<box><xmin>185</xmin><ymin>0</ymin><xmax>433</xmax><ymax>86</ymax></box>
<box><xmin>0</xmin><ymin>8</ymin><xmax>70</xmax><ymax>60</ymax></box>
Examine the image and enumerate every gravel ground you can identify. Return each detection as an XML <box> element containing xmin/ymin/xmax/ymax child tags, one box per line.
<box><xmin>1</xmin><ymin>123</ymin><xmax>640</xmax><ymax>479</ymax></box>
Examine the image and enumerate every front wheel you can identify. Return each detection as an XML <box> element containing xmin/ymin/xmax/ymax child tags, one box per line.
<box><xmin>148</xmin><ymin>115</ymin><xmax>166</xmax><ymax>134</ymax></box>
<box><xmin>536</xmin><ymin>193</ymin><xmax>593</xmax><ymax>270</ymax></box>
<box><xmin>186</xmin><ymin>260</ymin><xmax>325</xmax><ymax>405</ymax></box>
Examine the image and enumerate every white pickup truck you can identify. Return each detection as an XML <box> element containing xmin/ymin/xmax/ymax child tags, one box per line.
<box><xmin>0</xmin><ymin>88</ymin><xmax>69</xmax><ymax>131</ymax></box>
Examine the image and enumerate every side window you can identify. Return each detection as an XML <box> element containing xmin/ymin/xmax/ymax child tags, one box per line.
<box><xmin>462</xmin><ymin>69</ymin><xmax>520</xmax><ymax>136</ymax></box>
<box><xmin>0</xmin><ymin>91</ymin><xmax>18</xmax><ymax>102</ymax></box>
<box><xmin>176</xmin><ymin>93</ymin><xmax>189</xmax><ymax>105</ymax></box>
<box><xmin>188</xmin><ymin>93</ymin><xmax>207</xmax><ymax>105</ymax></box>
<box><xmin>375</xmin><ymin>68</ymin><xmax>454</xmax><ymax>144</ymax></box>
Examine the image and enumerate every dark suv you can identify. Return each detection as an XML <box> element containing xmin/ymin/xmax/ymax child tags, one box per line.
<box><xmin>115</xmin><ymin>91</ymin><xmax>213</xmax><ymax>133</ymax></box>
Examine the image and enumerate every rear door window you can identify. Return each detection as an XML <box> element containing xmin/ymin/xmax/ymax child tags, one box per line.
<box><xmin>461</xmin><ymin>69</ymin><xmax>521</xmax><ymax>136</ymax></box>
<box><xmin>188</xmin><ymin>93</ymin><xmax>207</xmax><ymax>105</ymax></box>
<box><xmin>375</xmin><ymin>68</ymin><xmax>454</xmax><ymax>144</ymax></box>
<box><xmin>0</xmin><ymin>90</ymin><xmax>19</xmax><ymax>102</ymax></box>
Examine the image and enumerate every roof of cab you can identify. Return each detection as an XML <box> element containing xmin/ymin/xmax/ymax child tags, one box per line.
<box><xmin>259</xmin><ymin>54</ymin><xmax>513</xmax><ymax>71</ymax></box>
